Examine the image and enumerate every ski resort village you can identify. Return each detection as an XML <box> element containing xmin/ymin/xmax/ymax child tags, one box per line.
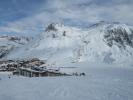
<box><xmin>0</xmin><ymin>0</ymin><xmax>133</xmax><ymax>100</ymax></box>
<box><xmin>0</xmin><ymin>58</ymin><xmax>56</xmax><ymax>77</ymax></box>
<box><xmin>0</xmin><ymin>58</ymin><xmax>84</xmax><ymax>77</ymax></box>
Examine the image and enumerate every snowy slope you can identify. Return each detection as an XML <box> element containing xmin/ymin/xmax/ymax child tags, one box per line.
<box><xmin>0</xmin><ymin>36</ymin><xmax>30</xmax><ymax>59</ymax></box>
<box><xmin>5</xmin><ymin>22</ymin><xmax>133</xmax><ymax>66</ymax></box>
<box><xmin>0</xmin><ymin>63</ymin><xmax>133</xmax><ymax>100</ymax></box>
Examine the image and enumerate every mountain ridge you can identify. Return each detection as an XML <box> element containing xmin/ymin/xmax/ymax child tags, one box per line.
<box><xmin>1</xmin><ymin>22</ymin><xmax>133</xmax><ymax>66</ymax></box>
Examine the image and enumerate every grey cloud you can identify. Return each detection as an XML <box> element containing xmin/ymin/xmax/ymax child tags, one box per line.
<box><xmin>0</xmin><ymin>0</ymin><xmax>133</xmax><ymax>36</ymax></box>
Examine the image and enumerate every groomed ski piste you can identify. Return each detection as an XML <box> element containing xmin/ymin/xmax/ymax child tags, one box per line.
<box><xmin>0</xmin><ymin>62</ymin><xmax>133</xmax><ymax>100</ymax></box>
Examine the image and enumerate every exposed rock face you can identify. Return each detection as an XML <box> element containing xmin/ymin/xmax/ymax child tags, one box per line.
<box><xmin>104</xmin><ymin>27</ymin><xmax>133</xmax><ymax>49</ymax></box>
<box><xmin>0</xmin><ymin>46</ymin><xmax>13</xmax><ymax>58</ymax></box>
<box><xmin>45</xmin><ymin>23</ymin><xmax>57</xmax><ymax>32</ymax></box>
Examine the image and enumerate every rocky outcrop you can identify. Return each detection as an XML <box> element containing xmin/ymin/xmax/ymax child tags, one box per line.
<box><xmin>45</xmin><ymin>23</ymin><xmax>57</xmax><ymax>32</ymax></box>
<box><xmin>104</xmin><ymin>26</ymin><xmax>133</xmax><ymax>49</ymax></box>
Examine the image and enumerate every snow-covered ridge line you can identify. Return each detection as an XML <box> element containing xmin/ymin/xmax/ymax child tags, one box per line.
<box><xmin>1</xmin><ymin>22</ymin><xmax>133</xmax><ymax>66</ymax></box>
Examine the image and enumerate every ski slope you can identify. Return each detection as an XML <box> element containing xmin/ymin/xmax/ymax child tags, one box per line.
<box><xmin>0</xmin><ymin>63</ymin><xmax>133</xmax><ymax>100</ymax></box>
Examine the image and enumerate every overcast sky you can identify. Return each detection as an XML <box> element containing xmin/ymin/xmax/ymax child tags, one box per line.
<box><xmin>0</xmin><ymin>0</ymin><xmax>133</xmax><ymax>36</ymax></box>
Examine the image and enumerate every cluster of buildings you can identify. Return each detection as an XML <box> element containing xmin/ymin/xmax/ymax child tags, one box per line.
<box><xmin>0</xmin><ymin>58</ymin><xmax>70</xmax><ymax>77</ymax></box>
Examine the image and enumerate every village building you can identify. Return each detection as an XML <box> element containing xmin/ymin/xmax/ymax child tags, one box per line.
<box><xmin>13</xmin><ymin>67</ymin><xmax>70</xmax><ymax>77</ymax></box>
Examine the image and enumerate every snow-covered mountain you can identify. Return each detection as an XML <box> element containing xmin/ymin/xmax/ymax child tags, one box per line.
<box><xmin>0</xmin><ymin>36</ymin><xmax>30</xmax><ymax>59</ymax></box>
<box><xmin>2</xmin><ymin>22</ymin><xmax>133</xmax><ymax>66</ymax></box>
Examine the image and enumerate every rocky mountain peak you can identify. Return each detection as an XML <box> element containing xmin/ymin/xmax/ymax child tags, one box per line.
<box><xmin>103</xmin><ymin>23</ymin><xmax>133</xmax><ymax>49</ymax></box>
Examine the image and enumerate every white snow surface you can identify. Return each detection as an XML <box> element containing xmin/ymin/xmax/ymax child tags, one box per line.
<box><xmin>0</xmin><ymin>63</ymin><xmax>133</xmax><ymax>100</ymax></box>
